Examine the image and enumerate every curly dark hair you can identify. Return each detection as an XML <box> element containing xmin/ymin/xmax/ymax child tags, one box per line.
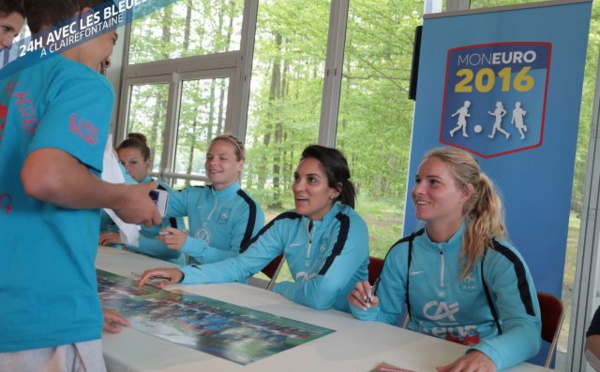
<box><xmin>24</xmin><ymin>0</ymin><xmax>106</xmax><ymax>34</ymax></box>
<box><xmin>0</xmin><ymin>0</ymin><xmax>25</xmax><ymax>18</ymax></box>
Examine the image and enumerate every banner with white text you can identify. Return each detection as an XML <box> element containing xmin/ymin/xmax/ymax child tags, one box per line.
<box><xmin>0</xmin><ymin>0</ymin><xmax>181</xmax><ymax>79</ymax></box>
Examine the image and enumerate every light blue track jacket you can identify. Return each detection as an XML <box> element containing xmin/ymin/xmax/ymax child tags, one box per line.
<box><xmin>167</xmin><ymin>182</ymin><xmax>264</xmax><ymax>264</ymax></box>
<box><xmin>134</xmin><ymin>177</ymin><xmax>185</xmax><ymax>263</ymax></box>
<box><xmin>351</xmin><ymin>224</ymin><xmax>541</xmax><ymax>370</ymax></box>
<box><xmin>100</xmin><ymin>176</ymin><xmax>185</xmax><ymax>264</ymax></box>
<box><xmin>180</xmin><ymin>203</ymin><xmax>369</xmax><ymax>312</ymax></box>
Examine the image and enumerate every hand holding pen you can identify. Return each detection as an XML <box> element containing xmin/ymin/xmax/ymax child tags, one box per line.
<box><xmin>348</xmin><ymin>280</ymin><xmax>379</xmax><ymax>311</ymax></box>
<box><xmin>156</xmin><ymin>227</ymin><xmax>188</xmax><ymax>251</ymax></box>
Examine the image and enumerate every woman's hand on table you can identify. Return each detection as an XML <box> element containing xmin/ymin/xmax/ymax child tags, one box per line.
<box><xmin>137</xmin><ymin>268</ymin><xmax>183</xmax><ymax>288</ymax></box>
<box><xmin>436</xmin><ymin>350</ymin><xmax>496</xmax><ymax>372</ymax></box>
<box><xmin>100</xmin><ymin>232</ymin><xmax>122</xmax><ymax>246</ymax></box>
<box><xmin>103</xmin><ymin>308</ymin><xmax>130</xmax><ymax>333</ymax></box>
<box><xmin>156</xmin><ymin>227</ymin><xmax>188</xmax><ymax>251</ymax></box>
<box><xmin>348</xmin><ymin>280</ymin><xmax>379</xmax><ymax>310</ymax></box>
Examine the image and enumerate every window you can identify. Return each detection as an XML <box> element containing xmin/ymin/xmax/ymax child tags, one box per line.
<box><xmin>245</xmin><ymin>0</ymin><xmax>331</xmax><ymax>217</ymax></box>
<box><xmin>338</xmin><ymin>0</ymin><xmax>424</xmax><ymax>257</ymax></box>
<box><xmin>125</xmin><ymin>82</ymin><xmax>170</xmax><ymax>173</ymax></box>
<box><xmin>173</xmin><ymin>77</ymin><xmax>231</xmax><ymax>188</ymax></box>
<box><xmin>128</xmin><ymin>0</ymin><xmax>244</xmax><ymax>64</ymax></box>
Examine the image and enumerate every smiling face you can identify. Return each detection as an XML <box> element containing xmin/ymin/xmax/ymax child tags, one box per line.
<box><xmin>292</xmin><ymin>157</ymin><xmax>340</xmax><ymax>221</ymax></box>
<box><xmin>0</xmin><ymin>12</ymin><xmax>24</xmax><ymax>50</ymax></box>
<box><xmin>118</xmin><ymin>147</ymin><xmax>151</xmax><ymax>183</ymax></box>
<box><xmin>205</xmin><ymin>139</ymin><xmax>243</xmax><ymax>191</ymax></box>
<box><xmin>412</xmin><ymin>156</ymin><xmax>472</xmax><ymax>232</ymax></box>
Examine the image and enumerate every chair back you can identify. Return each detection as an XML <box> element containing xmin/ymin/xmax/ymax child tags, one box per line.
<box><xmin>368</xmin><ymin>256</ymin><xmax>384</xmax><ymax>285</ymax></box>
<box><xmin>260</xmin><ymin>254</ymin><xmax>285</xmax><ymax>291</ymax></box>
<box><xmin>537</xmin><ymin>291</ymin><xmax>564</xmax><ymax>368</ymax></box>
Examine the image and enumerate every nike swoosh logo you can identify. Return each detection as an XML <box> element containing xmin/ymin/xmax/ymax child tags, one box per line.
<box><xmin>409</xmin><ymin>271</ymin><xmax>424</xmax><ymax>276</ymax></box>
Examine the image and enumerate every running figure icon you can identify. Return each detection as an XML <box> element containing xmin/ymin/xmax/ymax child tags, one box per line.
<box><xmin>449</xmin><ymin>100</ymin><xmax>471</xmax><ymax>138</ymax></box>
<box><xmin>488</xmin><ymin>101</ymin><xmax>510</xmax><ymax>140</ymax></box>
<box><xmin>511</xmin><ymin>101</ymin><xmax>528</xmax><ymax>140</ymax></box>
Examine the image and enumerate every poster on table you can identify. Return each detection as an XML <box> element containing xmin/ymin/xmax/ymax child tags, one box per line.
<box><xmin>404</xmin><ymin>0</ymin><xmax>591</xmax><ymax>336</ymax></box>
<box><xmin>97</xmin><ymin>270</ymin><xmax>334</xmax><ymax>365</ymax></box>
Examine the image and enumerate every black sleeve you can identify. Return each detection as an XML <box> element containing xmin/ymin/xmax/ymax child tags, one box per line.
<box><xmin>587</xmin><ymin>305</ymin><xmax>600</xmax><ymax>337</ymax></box>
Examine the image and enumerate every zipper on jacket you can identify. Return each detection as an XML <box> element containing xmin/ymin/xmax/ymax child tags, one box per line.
<box><xmin>305</xmin><ymin>221</ymin><xmax>314</xmax><ymax>267</ymax></box>
<box><xmin>206</xmin><ymin>191</ymin><xmax>218</xmax><ymax>222</ymax></box>
<box><xmin>439</xmin><ymin>249</ymin><xmax>445</xmax><ymax>287</ymax></box>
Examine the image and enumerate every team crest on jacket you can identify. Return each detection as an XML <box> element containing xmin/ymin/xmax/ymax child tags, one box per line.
<box><xmin>217</xmin><ymin>208</ymin><xmax>232</xmax><ymax>224</ymax></box>
<box><xmin>459</xmin><ymin>269</ymin><xmax>479</xmax><ymax>293</ymax></box>
<box><xmin>197</xmin><ymin>227</ymin><xmax>210</xmax><ymax>244</ymax></box>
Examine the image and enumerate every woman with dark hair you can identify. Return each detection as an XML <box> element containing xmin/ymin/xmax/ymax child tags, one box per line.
<box><xmin>99</xmin><ymin>133</ymin><xmax>186</xmax><ymax>263</ymax></box>
<box><xmin>0</xmin><ymin>0</ymin><xmax>25</xmax><ymax>50</ymax></box>
<box><xmin>139</xmin><ymin>144</ymin><xmax>369</xmax><ymax>312</ymax></box>
<box><xmin>349</xmin><ymin>147</ymin><xmax>540</xmax><ymax>371</ymax></box>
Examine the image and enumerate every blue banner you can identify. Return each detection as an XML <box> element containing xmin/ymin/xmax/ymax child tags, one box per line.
<box><xmin>0</xmin><ymin>0</ymin><xmax>182</xmax><ymax>79</ymax></box>
<box><xmin>406</xmin><ymin>0</ymin><xmax>591</xmax><ymax>316</ymax></box>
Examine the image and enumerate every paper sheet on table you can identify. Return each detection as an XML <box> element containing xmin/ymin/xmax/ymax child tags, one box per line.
<box><xmin>101</xmin><ymin>134</ymin><xmax>140</xmax><ymax>246</ymax></box>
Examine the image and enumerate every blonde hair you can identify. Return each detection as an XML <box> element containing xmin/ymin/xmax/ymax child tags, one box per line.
<box><xmin>423</xmin><ymin>147</ymin><xmax>506</xmax><ymax>278</ymax></box>
<box><xmin>210</xmin><ymin>134</ymin><xmax>245</xmax><ymax>162</ymax></box>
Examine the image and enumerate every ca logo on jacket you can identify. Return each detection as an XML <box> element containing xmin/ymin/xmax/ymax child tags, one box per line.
<box><xmin>423</xmin><ymin>301</ymin><xmax>459</xmax><ymax>322</ymax></box>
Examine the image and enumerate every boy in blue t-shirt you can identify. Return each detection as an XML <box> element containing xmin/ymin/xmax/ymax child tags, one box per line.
<box><xmin>0</xmin><ymin>0</ymin><xmax>162</xmax><ymax>370</ymax></box>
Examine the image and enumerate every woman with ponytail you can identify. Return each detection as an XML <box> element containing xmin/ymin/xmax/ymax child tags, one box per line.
<box><xmin>349</xmin><ymin>147</ymin><xmax>541</xmax><ymax>371</ymax></box>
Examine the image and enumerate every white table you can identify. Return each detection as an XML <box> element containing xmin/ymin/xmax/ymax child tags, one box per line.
<box><xmin>97</xmin><ymin>246</ymin><xmax>551</xmax><ymax>372</ymax></box>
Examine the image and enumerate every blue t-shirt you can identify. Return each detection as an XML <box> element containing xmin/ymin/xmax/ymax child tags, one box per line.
<box><xmin>0</xmin><ymin>55</ymin><xmax>113</xmax><ymax>351</ymax></box>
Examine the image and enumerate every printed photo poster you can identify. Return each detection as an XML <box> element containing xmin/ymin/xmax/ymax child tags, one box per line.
<box><xmin>97</xmin><ymin>270</ymin><xmax>334</xmax><ymax>366</ymax></box>
<box><xmin>405</xmin><ymin>0</ymin><xmax>592</xmax><ymax>300</ymax></box>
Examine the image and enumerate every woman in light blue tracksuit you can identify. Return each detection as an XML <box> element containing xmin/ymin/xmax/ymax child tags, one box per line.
<box><xmin>139</xmin><ymin>145</ymin><xmax>369</xmax><ymax>313</ymax></box>
<box><xmin>155</xmin><ymin>134</ymin><xmax>264</xmax><ymax>265</ymax></box>
<box><xmin>349</xmin><ymin>147</ymin><xmax>541</xmax><ymax>371</ymax></box>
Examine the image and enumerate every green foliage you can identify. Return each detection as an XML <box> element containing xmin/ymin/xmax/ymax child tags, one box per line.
<box><xmin>125</xmin><ymin>0</ymin><xmax>598</xmax><ymax>258</ymax></box>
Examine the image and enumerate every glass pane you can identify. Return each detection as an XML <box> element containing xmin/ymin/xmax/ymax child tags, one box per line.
<box><xmin>129</xmin><ymin>0</ymin><xmax>244</xmax><ymax>65</ymax></box>
<box><xmin>338</xmin><ymin>0</ymin><xmax>423</xmax><ymax>259</ymax></box>
<box><xmin>126</xmin><ymin>83</ymin><xmax>170</xmax><ymax>173</ymax></box>
<box><xmin>559</xmin><ymin>1</ymin><xmax>600</xmax><ymax>359</ymax></box>
<box><xmin>245</xmin><ymin>0</ymin><xmax>330</xmax><ymax>220</ymax></box>
<box><xmin>173</xmin><ymin>78</ymin><xmax>230</xmax><ymax>188</ymax></box>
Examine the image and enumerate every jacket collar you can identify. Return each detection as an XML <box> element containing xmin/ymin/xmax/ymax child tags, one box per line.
<box><xmin>301</xmin><ymin>203</ymin><xmax>343</xmax><ymax>230</ymax></box>
<box><xmin>210</xmin><ymin>182</ymin><xmax>241</xmax><ymax>198</ymax></box>
<box><xmin>421</xmin><ymin>221</ymin><xmax>465</xmax><ymax>254</ymax></box>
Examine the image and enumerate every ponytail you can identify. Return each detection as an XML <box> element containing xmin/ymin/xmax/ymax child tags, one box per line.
<box><xmin>462</xmin><ymin>173</ymin><xmax>506</xmax><ymax>278</ymax></box>
<box><xmin>422</xmin><ymin>147</ymin><xmax>507</xmax><ymax>278</ymax></box>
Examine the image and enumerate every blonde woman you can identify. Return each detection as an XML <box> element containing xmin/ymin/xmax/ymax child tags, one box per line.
<box><xmin>349</xmin><ymin>147</ymin><xmax>541</xmax><ymax>371</ymax></box>
<box><xmin>157</xmin><ymin>134</ymin><xmax>265</xmax><ymax>264</ymax></box>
